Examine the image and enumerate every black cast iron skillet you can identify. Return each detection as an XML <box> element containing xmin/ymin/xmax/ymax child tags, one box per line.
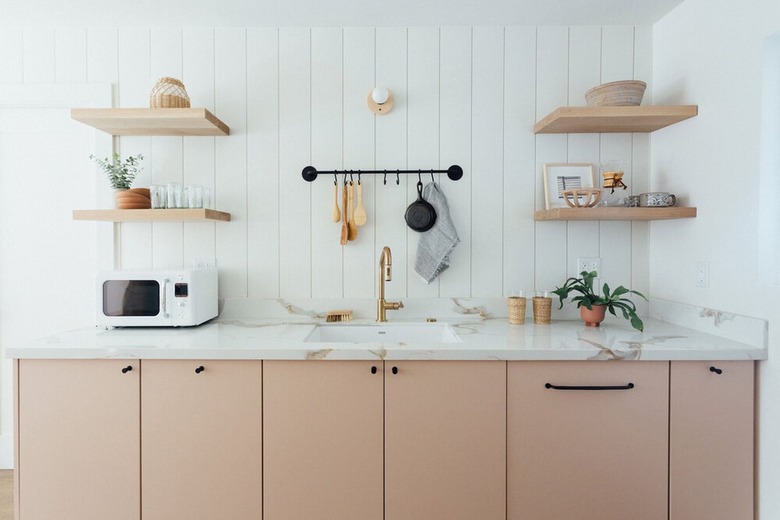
<box><xmin>405</xmin><ymin>181</ymin><xmax>437</xmax><ymax>232</ymax></box>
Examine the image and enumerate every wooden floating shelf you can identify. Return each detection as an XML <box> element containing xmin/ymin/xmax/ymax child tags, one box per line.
<box><xmin>533</xmin><ymin>105</ymin><xmax>698</xmax><ymax>134</ymax></box>
<box><xmin>71</xmin><ymin>108</ymin><xmax>230</xmax><ymax>136</ymax></box>
<box><xmin>73</xmin><ymin>209</ymin><xmax>231</xmax><ymax>222</ymax></box>
<box><xmin>534</xmin><ymin>207</ymin><xmax>697</xmax><ymax>221</ymax></box>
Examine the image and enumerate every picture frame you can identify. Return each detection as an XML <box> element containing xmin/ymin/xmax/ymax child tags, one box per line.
<box><xmin>542</xmin><ymin>163</ymin><xmax>597</xmax><ymax>209</ymax></box>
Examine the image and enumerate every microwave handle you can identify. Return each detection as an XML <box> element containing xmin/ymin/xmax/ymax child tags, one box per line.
<box><xmin>161</xmin><ymin>278</ymin><xmax>170</xmax><ymax>318</ymax></box>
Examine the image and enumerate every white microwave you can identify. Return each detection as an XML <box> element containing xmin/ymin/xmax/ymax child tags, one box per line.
<box><xmin>96</xmin><ymin>268</ymin><xmax>218</xmax><ymax>327</ymax></box>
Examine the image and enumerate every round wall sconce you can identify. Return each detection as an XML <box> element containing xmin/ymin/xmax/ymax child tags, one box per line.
<box><xmin>367</xmin><ymin>87</ymin><xmax>394</xmax><ymax>115</ymax></box>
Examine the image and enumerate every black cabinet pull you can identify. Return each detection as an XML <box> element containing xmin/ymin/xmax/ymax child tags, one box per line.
<box><xmin>371</xmin><ymin>366</ymin><xmax>378</xmax><ymax>374</ymax></box>
<box><xmin>121</xmin><ymin>365</ymin><xmax>133</xmax><ymax>374</ymax></box>
<box><xmin>195</xmin><ymin>366</ymin><xmax>205</xmax><ymax>374</ymax></box>
<box><xmin>710</xmin><ymin>366</ymin><xmax>723</xmax><ymax>375</ymax></box>
<box><xmin>545</xmin><ymin>382</ymin><xmax>635</xmax><ymax>391</ymax></box>
<box><xmin>392</xmin><ymin>366</ymin><xmax>398</xmax><ymax>375</ymax></box>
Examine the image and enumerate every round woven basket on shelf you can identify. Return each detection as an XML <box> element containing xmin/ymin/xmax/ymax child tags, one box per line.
<box><xmin>150</xmin><ymin>77</ymin><xmax>191</xmax><ymax>108</ymax></box>
<box><xmin>585</xmin><ymin>80</ymin><xmax>646</xmax><ymax>107</ymax></box>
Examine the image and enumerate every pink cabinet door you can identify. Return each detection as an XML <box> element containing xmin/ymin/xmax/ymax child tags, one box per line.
<box><xmin>385</xmin><ymin>361</ymin><xmax>506</xmax><ymax>520</ymax></box>
<box><xmin>263</xmin><ymin>360</ymin><xmax>384</xmax><ymax>520</ymax></box>
<box><xmin>670</xmin><ymin>361</ymin><xmax>754</xmax><ymax>520</ymax></box>
<box><xmin>141</xmin><ymin>360</ymin><xmax>262</xmax><ymax>520</ymax></box>
<box><xmin>17</xmin><ymin>359</ymin><xmax>140</xmax><ymax>520</ymax></box>
<box><xmin>508</xmin><ymin>361</ymin><xmax>668</xmax><ymax>520</ymax></box>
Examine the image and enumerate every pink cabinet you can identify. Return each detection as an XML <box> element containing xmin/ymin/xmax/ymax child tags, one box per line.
<box><xmin>140</xmin><ymin>360</ymin><xmax>262</xmax><ymax>520</ymax></box>
<box><xmin>669</xmin><ymin>361</ymin><xmax>754</xmax><ymax>520</ymax></box>
<box><xmin>507</xmin><ymin>361</ymin><xmax>669</xmax><ymax>520</ymax></box>
<box><xmin>385</xmin><ymin>361</ymin><xmax>506</xmax><ymax>520</ymax></box>
<box><xmin>263</xmin><ymin>360</ymin><xmax>384</xmax><ymax>520</ymax></box>
<box><xmin>16</xmin><ymin>359</ymin><xmax>140</xmax><ymax>520</ymax></box>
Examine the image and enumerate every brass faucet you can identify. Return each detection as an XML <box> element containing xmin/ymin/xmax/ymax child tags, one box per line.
<box><xmin>377</xmin><ymin>246</ymin><xmax>404</xmax><ymax>322</ymax></box>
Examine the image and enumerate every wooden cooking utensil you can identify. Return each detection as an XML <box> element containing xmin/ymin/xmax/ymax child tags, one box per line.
<box><xmin>340</xmin><ymin>184</ymin><xmax>349</xmax><ymax>245</ymax></box>
<box><xmin>347</xmin><ymin>182</ymin><xmax>357</xmax><ymax>241</ymax></box>
<box><xmin>354</xmin><ymin>180</ymin><xmax>367</xmax><ymax>226</ymax></box>
<box><xmin>331</xmin><ymin>182</ymin><xmax>341</xmax><ymax>222</ymax></box>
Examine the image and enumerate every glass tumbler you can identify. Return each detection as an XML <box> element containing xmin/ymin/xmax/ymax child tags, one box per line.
<box><xmin>151</xmin><ymin>185</ymin><xmax>167</xmax><ymax>209</ymax></box>
<box><xmin>187</xmin><ymin>185</ymin><xmax>203</xmax><ymax>208</ymax></box>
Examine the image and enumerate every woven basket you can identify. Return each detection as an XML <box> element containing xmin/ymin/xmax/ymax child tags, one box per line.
<box><xmin>532</xmin><ymin>297</ymin><xmax>552</xmax><ymax>325</ymax></box>
<box><xmin>150</xmin><ymin>77</ymin><xmax>191</xmax><ymax>108</ymax></box>
<box><xmin>507</xmin><ymin>297</ymin><xmax>527</xmax><ymax>325</ymax></box>
<box><xmin>585</xmin><ymin>80</ymin><xmax>646</xmax><ymax>107</ymax></box>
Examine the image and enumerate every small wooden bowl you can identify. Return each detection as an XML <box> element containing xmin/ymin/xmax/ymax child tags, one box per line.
<box><xmin>562</xmin><ymin>189</ymin><xmax>602</xmax><ymax>208</ymax></box>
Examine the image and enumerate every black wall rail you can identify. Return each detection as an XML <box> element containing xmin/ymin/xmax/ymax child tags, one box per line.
<box><xmin>301</xmin><ymin>165</ymin><xmax>464</xmax><ymax>183</ymax></box>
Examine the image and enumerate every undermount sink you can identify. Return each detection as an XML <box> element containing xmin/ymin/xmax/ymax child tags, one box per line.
<box><xmin>305</xmin><ymin>322</ymin><xmax>461</xmax><ymax>344</ymax></box>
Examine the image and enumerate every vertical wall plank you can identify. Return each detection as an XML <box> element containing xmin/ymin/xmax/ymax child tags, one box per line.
<box><xmin>566</xmin><ymin>26</ymin><xmax>601</xmax><ymax>277</ymax></box>
<box><xmin>342</xmin><ymin>28</ymin><xmax>375</xmax><ymax>298</ymax></box>
<box><xmin>439</xmin><ymin>27</ymin><xmax>472</xmax><ymax>297</ymax></box>
<box><xmin>375</xmin><ymin>27</ymin><xmax>407</xmax><ymax>300</ymax></box>
<box><xmin>22</xmin><ymin>28</ymin><xmax>55</xmax><ymax>83</ymax></box>
<box><xmin>471</xmin><ymin>27</ymin><xmax>504</xmax><ymax>297</ymax></box>
<box><xmin>247</xmin><ymin>28</ymin><xmax>280</xmax><ymax>298</ymax></box>
<box><xmin>278</xmin><ymin>28</ymin><xmax>311</xmax><ymax>298</ymax></box>
<box><xmin>599</xmin><ymin>26</ymin><xmax>635</xmax><ymax>287</ymax></box>
<box><xmin>310</xmin><ymin>28</ymin><xmax>344</xmax><ymax>298</ymax></box>
<box><xmin>151</xmin><ymin>28</ymin><xmax>185</xmax><ymax>269</ymax></box>
<box><xmin>117</xmin><ymin>28</ymin><xmax>152</xmax><ymax>269</ymax></box>
<box><xmin>503</xmin><ymin>27</ymin><xmax>536</xmax><ymax>296</ymax></box>
<box><xmin>0</xmin><ymin>29</ymin><xmax>23</xmax><ymax>83</ymax></box>
<box><xmin>407</xmin><ymin>27</ymin><xmax>440</xmax><ymax>297</ymax></box>
<box><xmin>215</xmin><ymin>28</ymin><xmax>248</xmax><ymax>297</ymax></box>
<box><xmin>534</xmin><ymin>27</ymin><xmax>569</xmax><ymax>293</ymax></box>
<box><xmin>55</xmin><ymin>28</ymin><xmax>87</xmax><ymax>83</ymax></box>
<box><xmin>183</xmin><ymin>28</ymin><xmax>217</xmax><ymax>273</ymax></box>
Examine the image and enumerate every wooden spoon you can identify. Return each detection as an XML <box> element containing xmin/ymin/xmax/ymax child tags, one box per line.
<box><xmin>331</xmin><ymin>182</ymin><xmax>341</xmax><ymax>222</ymax></box>
<box><xmin>340</xmin><ymin>184</ymin><xmax>349</xmax><ymax>245</ymax></box>
<box><xmin>347</xmin><ymin>182</ymin><xmax>358</xmax><ymax>241</ymax></box>
<box><xmin>354</xmin><ymin>180</ymin><xmax>367</xmax><ymax>226</ymax></box>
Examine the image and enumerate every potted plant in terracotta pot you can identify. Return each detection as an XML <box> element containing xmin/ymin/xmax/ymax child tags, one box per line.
<box><xmin>90</xmin><ymin>153</ymin><xmax>148</xmax><ymax>209</ymax></box>
<box><xmin>552</xmin><ymin>270</ymin><xmax>647</xmax><ymax>331</ymax></box>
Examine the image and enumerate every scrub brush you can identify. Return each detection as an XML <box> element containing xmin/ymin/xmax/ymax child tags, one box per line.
<box><xmin>325</xmin><ymin>310</ymin><xmax>354</xmax><ymax>322</ymax></box>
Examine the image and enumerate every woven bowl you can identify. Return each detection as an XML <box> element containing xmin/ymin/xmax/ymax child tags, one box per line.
<box><xmin>150</xmin><ymin>77</ymin><xmax>191</xmax><ymax>108</ymax></box>
<box><xmin>562</xmin><ymin>188</ymin><xmax>602</xmax><ymax>208</ymax></box>
<box><xmin>585</xmin><ymin>80</ymin><xmax>647</xmax><ymax>107</ymax></box>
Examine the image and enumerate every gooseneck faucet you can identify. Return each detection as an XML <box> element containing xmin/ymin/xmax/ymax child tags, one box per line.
<box><xmin>377</xmin><ymin>246</ymin><xmax>404</xmax><ymax>322</ymax></box>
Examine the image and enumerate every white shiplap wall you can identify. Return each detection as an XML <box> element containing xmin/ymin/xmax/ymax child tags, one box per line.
<box><xmin>0</xmin><ymin>25</ymin><xmax>652</xmax><ymax>301</ymax></box>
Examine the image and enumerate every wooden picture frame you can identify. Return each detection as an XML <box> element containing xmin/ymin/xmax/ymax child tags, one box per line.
<box><xmin>543</xmin><ymin>163</ymin><xmax>596</xmax><ymax>209</ymax></box>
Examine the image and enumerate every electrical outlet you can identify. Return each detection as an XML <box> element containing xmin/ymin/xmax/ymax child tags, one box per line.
<box><xmin>577</xmin><ymin>257</ymin><xmax>601</xmax><ymax>275</ymax></box>
<box><xmin>193</xmin><ymin>258</ymin><xmax>217</xmax><ymax>270</ymax></box>
<box><xmin>696</xmin><ymin>261</ymin><xmax>710</xmax><ymax>288</ymax></box>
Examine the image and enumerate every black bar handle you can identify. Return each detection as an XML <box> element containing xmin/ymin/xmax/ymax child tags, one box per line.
<box><xmin>371</xmin><ymin>366</ymin><xmax>378</xmax><ymax>374</ymax></box>
<box><xmin>710</xmin><ymin>366</ymin><xmax>723</xmax><ymax>375</ymax></box>
<box><xmin>545</xmin><ymin>382</ymin><xmax>635</xmax><ymax>391</ymax></box>
<box><xmin>121</xmin><ymin>365</ymin><xmax>133</xmax><ymax>374</ymax></box>
<box><xmin>392</xmin><ymin>366</ymin><xmax>398</xmax><ymax>375</ymax></box>
<box><xmin>195</xmin><ymin>366</ymin><xmax>205</xmax><ymax>374</ymax></box>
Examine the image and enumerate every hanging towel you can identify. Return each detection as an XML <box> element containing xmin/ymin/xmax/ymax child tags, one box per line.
<box><xmin>414</xmin><ymin>182</ymin><xmax>460</xmax><ymax>284</ymax></box>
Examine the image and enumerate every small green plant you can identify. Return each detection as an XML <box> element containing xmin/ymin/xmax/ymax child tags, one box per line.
<box><xmin>90</xmin><ymin>153</ymin><xmax>144</xmax><ymax>190</ymax></box>
<box><xmin>552</xmin><ymin>270</ymin><xmax>648</xmax><ymax>331</ymax></box>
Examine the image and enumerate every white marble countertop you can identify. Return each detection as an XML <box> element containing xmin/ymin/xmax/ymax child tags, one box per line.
<box><xmin>6</xmin><ymin>315</ymin><xmax>767</xmax><ymax>361</ymax></box>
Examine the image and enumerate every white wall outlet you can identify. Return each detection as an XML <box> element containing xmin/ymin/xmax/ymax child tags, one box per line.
<box><xmin>193</xmin><ymin>258</ymin><xmax>217</xmax><ymax>270</ymax></box>
<box><xmin>696</xmin><ymin>261</ymin><xmax>710</xmax><ymax>288</ymax></box>
<box><xmin>577</xmin><ymin>257</ymin><xmax>601</xmax><ymax>275</ymax></box>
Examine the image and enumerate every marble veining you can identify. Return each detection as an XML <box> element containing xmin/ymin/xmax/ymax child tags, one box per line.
<box><xmin>699</xmin><ymin>308</ymin><xmax>736</xmax><ymax>327</ymax></box>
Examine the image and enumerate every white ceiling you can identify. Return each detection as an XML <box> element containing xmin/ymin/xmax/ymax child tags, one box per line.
<box><xmin>2</xmin><ymin>0</ymin><xmax>687</xmax><ymax>27</ymax></box>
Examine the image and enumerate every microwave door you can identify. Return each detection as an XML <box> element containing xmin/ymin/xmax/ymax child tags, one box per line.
<box><xmin>102</xmin><ymin>279</ymin><xmax>163</xmax><ymax>319</ymax></box>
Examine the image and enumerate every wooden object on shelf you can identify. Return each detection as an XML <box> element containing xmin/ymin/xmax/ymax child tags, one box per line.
<box><xmin>72</xmin><ymin>209</ymin><xmax>231</xmax><ymax>222</ymax></box>
<box><xmin>533</xmin><ymin>207</ymin><xmax>697</xmax><ymax>221</ymax></box>
<box><xmin>70</xmin><ymin>108</ymin><xmax>230</xmax><ymax>136</ymax></box>
<box><xmin>533</xmin><ymin>105</ymin><xmax>698</xmax><ymax>134</ymax></box>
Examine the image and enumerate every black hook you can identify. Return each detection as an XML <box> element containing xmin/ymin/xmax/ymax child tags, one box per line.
<box><xmin>343</xmin><ymin>172</ymin><xmax>348</xmax><ymax>186</ymax></box>
<box><xmin>357</xmin><ymin>171</ymin><xmax>362</xmax><ymax>184</ymax></box>
<box><xmin>383</xmin><ymin>172</ymin><xmax>387</xmax><ymax>185</ymax></box>
<box><xmin>417</xmin><ymin>171</ymin><xmax>422</xmax><ymax>184</ymax></box>
<box><xmin>333</xmin><ymin>173</ymin><xmax>338</xmax><ymax>186</ymax></box>
<box><xmin>430</xmin><ymin>170</ymin><xmax>435</xmax><ymax>183</ymax></box>
<box><xmin>349</xmin><ymin>171</ymin><xmax>354</xmax><ymax>184</ymax></box>
<box><xmin>396</xmin><ymin>170</ymin><xmax>400</xmax><ymax>185</ymax></box>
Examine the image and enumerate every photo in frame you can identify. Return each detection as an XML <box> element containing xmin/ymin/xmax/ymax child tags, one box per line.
<box><xmin>542</xmin><ymin>163</ymin><xmax>597</xmax><ymax>209</ymax></box>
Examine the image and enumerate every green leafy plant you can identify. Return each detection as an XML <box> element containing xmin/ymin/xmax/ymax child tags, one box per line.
<box><xmin>552</xmin><ymin>270</ymin><xmax>648</xmax><ymax>331</ymax></box>
<box><xmin>90</xmin><ymin>153</ymin><xmax>144</xmax><ymax>190</ymax></box>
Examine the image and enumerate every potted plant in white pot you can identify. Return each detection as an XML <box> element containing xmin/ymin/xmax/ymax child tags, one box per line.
<box><xmin>90</xmin><ymin>153</ymin><xmax>147</xmax><ymax>209</ymax></box>
<box><xmin>552</xmin><ymin>270</ymin><xmax>647</xmax><ymax>331</ymax></box>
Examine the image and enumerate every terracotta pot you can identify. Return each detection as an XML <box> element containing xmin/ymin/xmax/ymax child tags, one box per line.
<box><xmin>115</xmin><ymin>188</ymin><xmax>151</xmax><ymax>209</ymax></box>
<box><xmin>580</xmin><ymin>304</ymin><xmax>607</xmax><ymax>327</ymax></box>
